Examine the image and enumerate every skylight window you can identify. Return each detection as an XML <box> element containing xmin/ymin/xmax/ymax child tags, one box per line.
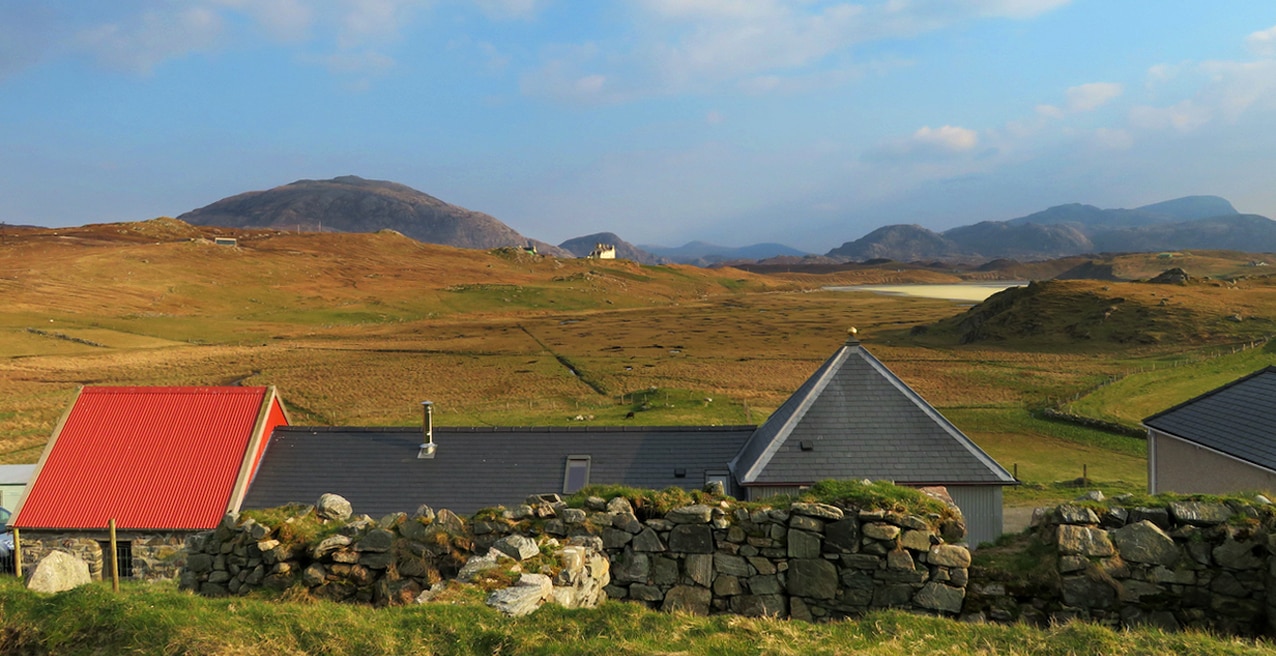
<box><xmin>563</xmin><ymin>455</ymin><xmax>591</xmax><ymax>494</ymax></box>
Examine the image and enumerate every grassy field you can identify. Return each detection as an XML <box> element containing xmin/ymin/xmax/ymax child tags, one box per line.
<box><xmin>7</xmin><ymin>220</ymin><xmax>1276</xmax><ymax>510</ymax></box>
<box><xmin>1</xmin><ymin>580</ymin><xmax>1273</xmax><ymax>656</ymax></box>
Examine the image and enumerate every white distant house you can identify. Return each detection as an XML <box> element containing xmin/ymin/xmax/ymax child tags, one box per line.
<box><xmin>587</xmin><ymin>243</ymin><xmax>616</xmax><ymax>259</ymax></box>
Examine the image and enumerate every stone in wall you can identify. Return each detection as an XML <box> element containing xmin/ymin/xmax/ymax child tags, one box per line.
<box><xmin>966</xmin><ymin>495</ymin><xmax>1276</xmax><ymax>637</ymax></box>
<box><xmin>181</xmin><ymin>486</ymin><xmax>972</xmax><ymax>624</ymax></box>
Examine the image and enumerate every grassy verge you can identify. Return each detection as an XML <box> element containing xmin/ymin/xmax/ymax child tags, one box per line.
<box><xmin>944</xmin><ymin>406</ymin><xmax>1146</xmax><ymax>506</ymax></box>
<box><xmin>1</xmin><ymin>580</ymin><xmax>1273</xmax><ymax>655</ymax></box>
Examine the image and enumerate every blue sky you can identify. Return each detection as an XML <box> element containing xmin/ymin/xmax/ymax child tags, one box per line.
<box><xmin>2</xmin><ymin>1</ymin><xmax>1275</xmax><ymax>252</ymax></box>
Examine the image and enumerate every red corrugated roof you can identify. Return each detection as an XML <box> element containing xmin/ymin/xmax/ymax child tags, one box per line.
<box><xmin>14</xmin><ymin>386</ymin><xmax>281</xmax><ymax>531</ymax></box>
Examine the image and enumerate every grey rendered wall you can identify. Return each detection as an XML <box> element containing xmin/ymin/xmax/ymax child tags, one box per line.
<box><xmin>947</xmin><ymin>485</ymin><xmax>1003</xmax><ymax>547</ymax></box>
<box><xmin>1151</xmin><ymin>431</ymin><xmax>1276</xmax><ymax>495</ymax></box>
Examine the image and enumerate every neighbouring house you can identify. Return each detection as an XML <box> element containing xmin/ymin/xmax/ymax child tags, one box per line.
<box><xmin>10</xmin><ymin>386</ymin><xmax>288</xmax><ymax>580</ymax></box>
<box><xmin>1143</xmin><ymin>366</ymin><xmax>1276</xmax><ymax>495</ymax></box>
<box><xmin>242</xmin><ymin>333</ymin><xmax>1015</xmax><ymax>546</ymax></box>
<box><xmin>0</xmin><ymin>464</ymin><xmax>35</xmax><ymax>510</ymax></box>
<box><xmin>587</xmin><ymin>243</ymin><xmax>616</xmax><ymax>259</ymax></box>
<box><xmin>729</xmin><ymin>333</ymin><xmax>1016</xmax><ymax>546</ymax></box>
<box><xmin>243</xmin><ymin>425</ymin><xmax>754</xmax><ymax>517</ymax></box>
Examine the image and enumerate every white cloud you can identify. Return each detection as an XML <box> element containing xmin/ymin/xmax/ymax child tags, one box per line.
<box><xmin>1129</xmin><ymin>101</ymin><xmax>1211</xmax><ymax>132</ymax></box>
<box><xmin>1065</xmin><ymin>82</ymin><xmax>1122</xmax><ymax>112</ymax></box>
<box><xmin>1089</xmin><ymin>128</ymin><xmax>1132</xmax><ymax>151</ymax></box>
<box><xmin>1246</xmin><ymin>24</ymin><xmax>1276</xmax><ymax>58</ymax></box>
<box><xmin>912</xmin><ymin>125</ymin><xmax>978</xmax><ymax>151</ymax></box>
<box><xmin>965</xmin><ymin>0</ymin><xmax>1072</xmax><ymax>19</ymax></box>
<box><xmin>75</xmin><ymin>7</ymin><xmax>224</xmax><ymax>74</ymax></box>
<box><xmin>867</xmin><ymin>124</ymin><xmax>979</xmax><ymax>161</ymax></box>
<box><xmin>522</xmin><ymin>0</ymin><xmax>1069</xmax><ymax>104</ymax></box>
<box><xmin>474</xmin><ymin>0</ymin><xmax>543</xmax><ymax>20</ymax></box>
<box><xmin>1036</xmin><ymin>82</ymin><xmax>1122</xmax><ymax>119</ymax></box>
<box><xmin>214</xmin><ymin>0</ymin><xmax>313</xmax><ymax>41</ymax></box>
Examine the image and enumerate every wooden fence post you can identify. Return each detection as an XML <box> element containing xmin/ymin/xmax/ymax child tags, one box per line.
<box><xmin>109</xmin><ymin>519</ymin><xmax>120</xmax><ymax>593</ymax></box>
<box><xmin>12</xmin><ymin>528</ymin><xmax>20</xmax><ymax>577</ymax></box>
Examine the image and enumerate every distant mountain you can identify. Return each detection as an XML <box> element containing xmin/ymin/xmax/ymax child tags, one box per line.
<box><xmin>944</xmin><ymin>221</ymin><xmax>1092</xmax><ymax>259</ymax></box>
<box><xmin>827</xmin><ymin>196</ymin><xmax>1269</xmax><ymax>262</ymax></box>
<box><xmin>826</xmin><ymin>225</ymin><xmax>963</xmax><ymax>261</ymax></box>
<box><xmin>558</xmin><ymin>232</ymin><xmax>668</xmax><ymax>265</ymax></box>
<box><xmin>642</xmin><ymin>241</ymin><xmax>807</xmax><ymax>265</ymax></box>
<box><xmin>179</xmin><ymin>176</ymin><xmax>570</xmax><ymax>256</ymax></box>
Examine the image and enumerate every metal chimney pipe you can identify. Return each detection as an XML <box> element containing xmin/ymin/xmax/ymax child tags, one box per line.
<box><xmin>419</xmin><ymin>401</ymin><xmax>436</xmax><ymax>459</ymax></box>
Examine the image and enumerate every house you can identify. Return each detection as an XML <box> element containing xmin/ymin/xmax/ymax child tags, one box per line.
<box><xmin>242</xmin><ymin>333</ymin><xmax>1014</xmax><ymax>545</ymax></box>
<box><xmin>10</xmin><ymin>386</ymin><xmax>288</xmax><ymax>579</ymax></box>
<box><xmin>0</xmin><ymin>464</ymin><xmax>35</xmax><ymax>510</ymax></box>
<box><xmin>243</xmin><ymin>425</ymin><xmax>754</xmax><ymax>517</ymax></box>
<box><xmin>1143</xmin><ymin>366</ymin><xmax>1276</xmax><ymax>495</ymax></box>
<box><xmin>730</xmin><ymin>332</ymin><xmax>1016</xmax><ymax>546</ymax></box>
<box><xmin>587</xmin><ymin>243</ymin><xmax>616</xmax><ymax>259</ymax></box>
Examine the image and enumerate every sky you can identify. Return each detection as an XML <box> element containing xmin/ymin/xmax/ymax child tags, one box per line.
<box><xmin>2</xmin><ymin>1</ymin><xmax>1275</xmax><ymax>252</ymax></box>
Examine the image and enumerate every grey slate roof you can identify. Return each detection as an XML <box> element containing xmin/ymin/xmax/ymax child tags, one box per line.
<box><xmin>1143</xmin><ymin>366</ymin><xmax>1276</xmax><ymax>471</ymax></box>
<box><xmin>730</xmin><ymin>337</ymin><xmax>1015</xmax><ymax>487</ymax></box>
<box><xmin>243</xmin><ymin>425</ymin><xmax>753</xmax><ymax>517</ymax></box>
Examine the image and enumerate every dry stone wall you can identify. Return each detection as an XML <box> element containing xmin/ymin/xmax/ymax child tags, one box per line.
<box><xmin>182</xmin><ymin>490</ymin><xmax>972</xmax><ymax>622</ymax></box>
<box><xmin>18</xmin><ymin>531</ymin><xmax>187</xmax><ymax>581</ymax></box>
<box><xmin>966</xmin><ymin>498</ymin><xmax>1276</xmax><ymax>636</ymax></box>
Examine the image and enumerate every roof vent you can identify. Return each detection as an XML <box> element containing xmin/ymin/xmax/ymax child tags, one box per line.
<box><xmin>800</xmin><ymin>440</ymin><xmax>815</xmax><ymax>451</ymax></box>
<box><xmin>418</xmin><ymin>401</ymin><xmax>436</xmax><ymax>459</ymax></box>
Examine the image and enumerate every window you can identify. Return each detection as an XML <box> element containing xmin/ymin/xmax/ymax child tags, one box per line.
<box><xmin>705</xmin><ymin>470</ymin><xmax>730</xmax><ymax>493</ymax></box>
<box><xmin>563</xmin><ymin>455</ymin><xmax>591</xmax><ymax>494</ymax></box>
<box><xmin>99</xmin><ymin>540</ymin><xmax>134</xmax><ymax>579</ymax></box>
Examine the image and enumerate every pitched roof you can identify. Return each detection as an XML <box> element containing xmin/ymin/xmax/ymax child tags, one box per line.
<box><xmin>730</xmin><ymin>337</ymin><xmax>1015</xmax><ymax>486</ymax></box>
<box><xmin>243</xmin><ymin>425</ymin><xmax>754</xmax><ymax>517</ymax></box>
<box><xmin>1143</xmin><ymin>366</ymin><xmax>1276</xmax><ymax>471</ymax></box>
<box><xmin>13</xmin><ymin>386</ymin><xmax>288</xmax><ymax>531</ymax></box>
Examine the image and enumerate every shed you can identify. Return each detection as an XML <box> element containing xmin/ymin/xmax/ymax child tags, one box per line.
<box><xmin>1143</xmin><ymin>366</ymin><xmax>1276</xmax><ymax>495</ymax></box>
<box><xmin>11</xmin><ymin>386</ymin><xmax>288</xmax><ymax>579</ymax></box>
<box><xmin>730</xmin><ymin>333</ymin><xmax>1017</xmax><ymax>546</ymax></box>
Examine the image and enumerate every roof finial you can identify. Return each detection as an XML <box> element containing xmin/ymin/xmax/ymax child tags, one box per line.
<box><xmin>846</xmin><ymin>327</ymin><xmax>860</xmax><ymax>345</ymax></box>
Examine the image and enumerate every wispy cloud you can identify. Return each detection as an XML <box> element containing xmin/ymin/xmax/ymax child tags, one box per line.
<box><xmin>867</xmin><ymin>124</ymin><xmax>980</xmax><ymax>161</ymax></box>
<box><xmin>1037</xmin><ymin>81</ymin><xmax>1122</xmax><ymax>117</ymax></box>
<box><xmin>523</xmin><ymin>0</ymin><xmax>1070</xmax><ymax>103</ymax></box>
<box><xmin>1246</xmin><ymin>24</ymin><xmax>1276</xmax><ymax>57</ymax></box>
<box><xmin>75</xmin><ymin>6</ymin><xmax>225</xmax><ymax>74</ymax></box>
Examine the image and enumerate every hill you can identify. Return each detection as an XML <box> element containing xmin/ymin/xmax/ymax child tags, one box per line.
<box><xmin>179</xmin><ymin>175</ymin><xmax>570</xmax><ymax>256</ymax></box>
<box><xmin>558</xmin><ymin>232</ymin><xmax>668</xmax><ymax>264</ymax></box>
<box><xmin>826</xmin><ymin>196</ymin><xmax>1271</xmax><ymax>263</ymax></box>
<box><xmin>909</xmin><ymin>276</ymin><xmax>1276</xmax><ymax>347</ymax></box>
<box><xmin>642</xmin><ymin>241</ymin><xmax>807</xmax><ymax>265</ymax></box>
<box><xmin>826</xmin><ymin>225</ymin><xmax>963</xmax><ymax>261</ymax></box>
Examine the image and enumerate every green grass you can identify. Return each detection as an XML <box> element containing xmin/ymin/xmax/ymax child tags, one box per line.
<box><xmin>1069</xmin><ymin>344</ymin><xmax>1276</xmax><ymax>428</ymax></box>
<box><xmin>944</xmin><ymin>406</ymin><xmax>1147</xmax><ymax>506</ymax></box>
<box><xmin>1</xmin><ymin>580</ymin><xmax>1273</xmax><ymax>655</ymax></box>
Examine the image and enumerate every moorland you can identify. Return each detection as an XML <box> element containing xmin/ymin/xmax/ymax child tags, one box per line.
<box><xmin>5</xmin><ymin>218</ymin><xmax>1276</xmax><ymax>653</ymax></box>
<box><xmin>4</xmin><ymin>218</ymin><xmax>1276</xmax><ymax>505</ymax></box>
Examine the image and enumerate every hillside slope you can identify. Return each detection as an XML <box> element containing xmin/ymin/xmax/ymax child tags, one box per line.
<box><xmin>179</xmin><ymin>176</ymin><xmax>570</xmax><ymax>256</ymax></box>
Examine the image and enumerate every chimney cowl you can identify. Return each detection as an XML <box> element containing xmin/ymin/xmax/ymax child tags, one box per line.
<box><xmin>418</xmin><ymin>401</ymin><xmax>436</xmax><ymax>459</ymax></box>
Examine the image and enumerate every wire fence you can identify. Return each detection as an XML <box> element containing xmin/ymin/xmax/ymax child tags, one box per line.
<box><xmin>1040</xmin><ymin>335</ymin><xmax>1273</xmax><ymax>437</ymax></box>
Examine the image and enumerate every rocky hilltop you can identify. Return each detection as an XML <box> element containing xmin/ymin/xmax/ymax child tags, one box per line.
<box><xmin>558</xmin><ymin>232</ymin><xmax>668</xmax><ymax>265</ymax></box>
<box><xmin>828</xmin><ymin>196</ymin><xmax>1276</xmax><ymax>263</ymax></box>
<box><xmin>180</xmin><ymin>176</ymin><xmax>569</xmax><ymax>256</ymax></box>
